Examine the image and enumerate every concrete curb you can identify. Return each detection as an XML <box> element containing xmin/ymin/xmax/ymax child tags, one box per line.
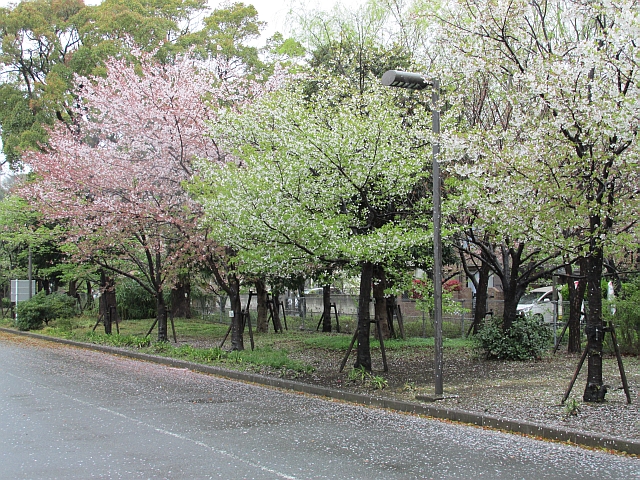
<box><xmin>2</xmin><ymin>327</ymin><xmax>638</xmax><ymax>455</ymax></box>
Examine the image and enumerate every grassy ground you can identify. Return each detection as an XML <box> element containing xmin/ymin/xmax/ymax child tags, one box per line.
<box><xmin>0</xmin><ymin>312</ymin><xmax>476</xmax><ymax>377</ymax></box>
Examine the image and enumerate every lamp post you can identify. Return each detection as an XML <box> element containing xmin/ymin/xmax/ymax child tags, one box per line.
<box><xmin>382</xmin><ymin>70</ymin><xmax>443</xmax><ymax>396</ymax></box>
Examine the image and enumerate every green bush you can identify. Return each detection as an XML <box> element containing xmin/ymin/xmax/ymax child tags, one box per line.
<box><xmin>116</xmin><ymin>280</ymin><xmax>156</xmax><ymax>320</ymax></box>
<box><xmin>15</xmin><ymin>292</ymin><xmax>77</xmax><ymax>331</ymax></box>
<box><xmin>475</xmin><ymin>315</ymin><xmax>552</xmax><ymax>361</ymax></box>
<box><xmin>604</xmin><ymin>277</ymin><xmax>640</xmax><ymax>354</ymax></box>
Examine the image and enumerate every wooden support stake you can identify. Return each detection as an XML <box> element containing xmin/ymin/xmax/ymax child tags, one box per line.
<box><xmin>563</xmin><ymin>321</ymin><xmax>632</xmax><ymax>404</ymax></box>
<box><xmin>280</xmin><ymin>301</ymin><xmax>288</xmax><ymax>331</ymax></box>
<box><xmin>396</xmin><ymin>304</ymin><xmax>405</xmax><ymax>340</ymax></box>
<box><xmin>375</xmin><ymin>320</ymin><xmax>388</xmax><ymax>372</ymax></box>
<box><xmin>246</xmin><ymin>311</ymin><xmax>255</xmax><ymax>351</ymax></box>
<box><xmin>113</xmin><ymin>307</ymin><xmax>120</xmax><ymax>335</ymax></box>
<box><xmin>562</xmin><ymin>347</ymin><xmax>589</xmax><ymax>404</ymax></box>
<box><xmin>332</xmin><ymin>303</ymin><xmax>340</xmax><ymax>333</ymax></box>
<box><xmin>386</xmin><ymin>303</ymin><xmax>396</xmax><ymax>338</ymax></box>
<box><xmin>219</xmin><ymin>323</ymin><xmax>232</xmax><ymax>349</ymax></box>
<box><xmin>92</xmin><ymin>313</ymin><xmax>104</xmax><ymax>333</ymax></box>
<box><xmin>608</xmin><ymin>322</ymin><xmax>632</xmax><ymax>404</ymax></box>
<box><xmin>553</xmin><ymin>322</ymin><xmax>569</xmax><ymax>354</ymax></box>
<box><xmin>169</xmin><ymin>313</ymin><xmax>177</xmax><ymax>343</ymax></box>
<box><xmin>145</xmin><ymin>318</ymin><xmax>158</xmax><ymax>338</ymax></box>
<box><xmin>339</xmin><ymin>322</ymin><xmax>388</xmax><ymax>373</ymax></box>
<box><xmin>339</xmin><ymin>329</ymin><xmax>359</xmax><ymax>373</ymax></box>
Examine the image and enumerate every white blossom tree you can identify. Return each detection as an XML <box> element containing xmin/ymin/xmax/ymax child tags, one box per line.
<box><xmin>194</xmin><ymin>74</ymin><xmax>433</xmax><ymax>367</ymax></box>
<box><xmin>429</xmin><ymin>0</ymin><xmax>640</xmax><ymax>401</ymax></box>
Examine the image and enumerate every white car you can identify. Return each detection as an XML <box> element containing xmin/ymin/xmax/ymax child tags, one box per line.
<box><xmin>516</xmin><ymin>286</ymin><xmax>563</xmax><ymax>323</ymax></box>
<box><xmin>303</xmin><ymin>287</ymin><xmax>343</xmax><ymax>296</ymax></box>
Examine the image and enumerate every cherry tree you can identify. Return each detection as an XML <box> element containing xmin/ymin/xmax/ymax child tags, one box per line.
<box><xmin>430</xmin><ymin>0</ymin><xmax>640</xmax><ymax>401</ymax></box>
<box><xmin>20</xmin><ymin>49</ymin><xmax>226</xmax><ymax>341</ymax></box>
<box><xmin>195</xmin><ymin>73</ymin><xmax>433</xmax><ymax>369</ymax></box>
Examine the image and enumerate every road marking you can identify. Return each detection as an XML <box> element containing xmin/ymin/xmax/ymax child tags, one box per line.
<box><xmin>5</xmin><ymin>371</ymin><xmax>298</xmax><ymax>480</ymax></box>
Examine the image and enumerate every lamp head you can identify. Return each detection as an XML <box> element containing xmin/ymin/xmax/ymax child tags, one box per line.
<box><xmin>381</xmin><ymin>70</ymin><xmax>431</xmax><ymax>90</ymax></box>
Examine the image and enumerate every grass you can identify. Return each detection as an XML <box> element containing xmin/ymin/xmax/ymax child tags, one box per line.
<box><xmin>0</xmin><ymin>312</ymin><xmax>474</xmax><ymax>373</ymax></box>
<box><xmin>1</xmin><ymin>313</ymin><xmax>314</xmax><ymax>373</ymax></box>
<box><xmin>303</xmin><ymin>333</ymin><xmax>474</xmax><ymax>351</ymax></box>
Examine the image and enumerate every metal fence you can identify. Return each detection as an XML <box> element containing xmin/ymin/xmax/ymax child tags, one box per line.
<box><xmin>191</xmin><ymin>294</ymin><xmax>583</xmax><ymax>342</ymax></box>
<box><xmin>191</xmin><ymin>293</ymin><xmax>482</xmax><ymax>339</ymax></box>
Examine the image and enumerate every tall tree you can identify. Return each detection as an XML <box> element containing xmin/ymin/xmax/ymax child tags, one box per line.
<box><xmin>0</xmin><ymin>0</ymin><xmax>86</xmax><ymax>167</ymax></box>
<box><xmin>0</xmin><ymin>0</ymin><xmax>265</xmax><ymax>170</ymax></box>
<box><xmin>431</xmin><ymin>0</ymin><xmax>640</xmax><ymax>401</ymax></box>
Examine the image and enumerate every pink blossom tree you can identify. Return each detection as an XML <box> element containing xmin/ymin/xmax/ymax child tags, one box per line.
<box><xmin>21</xmin><ymin>49</ymin><xmax>231</xmax><ymax>341</ymax></box>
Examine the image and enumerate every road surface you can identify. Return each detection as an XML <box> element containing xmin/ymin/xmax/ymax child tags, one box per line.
<box><xmin>1</xmin><ymin>332</ymin><xmax>638</xmax><ymax>479</ymax></box>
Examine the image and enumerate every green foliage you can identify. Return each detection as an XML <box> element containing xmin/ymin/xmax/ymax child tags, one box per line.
<box><xmin>564</xmin><ymin>397</ymin><xmax>581</xmax><ymax>417</ymax></box>
<box><xmin>15</xmin><ymin>291</ymin><xmax>77</xmax><ymax>331</ymax></box>
<box><xmin>604</xmin><ymin>277</ymin><xmax>640</xmax><ymax>354</ymax></box>
<box><xmin>475</xmin><ymin>315</ymin><xmax>552</xmax><ymax>361</ymax></box>
<box><xmin>347</xmin><ymin>366</ymin><xmax>387</xmax><ymax>389</ymax></box>
<box><xmin>368</xmin><ymin>375</ymin><xmax>388</xmax><ymax>390</ymax></box>
<box><xmin>196</xmin><ymin>2</ymin><xmax>264</xmax><ymax>72</ymax></box>
<box><xmin>303</xmin><ymin>333</ymin><xmax>472</xmax><ymax>351</ymax></box>
<box><xmin>116</xmin><ymin>279</ymin><xmax>156</xmax><ymax>320</ymax></box>
<box><xmin>79</xmin><ymin>333</ymin><xmax>313</xmax><ymax>372</ymax></box>
<box><xmin>83</xmin><ymin>331</ymin><xmax>151</xmax><ymax>348</ymax></box>
<box><xmin>348</xmin><ymin>365</ymin><xmax>368</xmax><ymax>382</ymax></box>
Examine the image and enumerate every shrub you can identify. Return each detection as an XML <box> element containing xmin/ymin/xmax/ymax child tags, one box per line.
<box><xmin>604</xmin><ymin>277</ymin><xmax>640</xmax><ymax>354</ymax></box>
<box><xmin>116</xmin><ymin>279</ymin><xmax>156</xmax><ymax>320</ymax></box>
<box><xmin>16</xmin><ymin>292</ymin><xmax>77</xmax><ymax>331</ymax></box>
<box><xmin>475</xmin><ymin>315</ymin><xmax>551</xmax><ymax>361</ymax></box>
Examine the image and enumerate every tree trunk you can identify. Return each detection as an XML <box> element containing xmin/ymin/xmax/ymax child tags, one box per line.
<box><xmin>355</xmin><ymin>261</ymin><xmax>373</xmax><ymax>371</ymax></box>
<box><xmin>68</xmin><ymin>280</ymin><xmax>81</xmax><ymax>312</ymax></box>
<box><xmin>171</xmin><ymin>275</ymin><xmax>191</xmax><ymax>318</ymax></box>
<box><xmin>501</xmin><ymin>277</ymin><xmax>524</xmax><ymax>332</ymax></box>
<box><xmin>566</xmin><ymin>258</ymin><xmax>586</xmax><ymax>354</ymax></box>
<box><xmin>386</xmin><ymin>295</ymin><xmax>397</xmax><ymax>338</ymax></box>
<box><xmin>98</xmin><ymin>272</ymin><xmax>117</xmax><ymax>335</ymax></box>
<box><xmin>373</xmin><ymin>265</ymin><xmax>389</xmax><ymax>339</ymax></box>
<box><xmin>218</xmin><ymin>295</ymin><xmax>227</xmax><ymax>321</ymax></box>
<box><xmin>583</xmin><ymin>233</ymin><xmax>606</xmax><ymax>402</ymax></box>
<box><xmin>86</xmin><ymin>280</ymin><xmax>93</xmax><ymax>310</ymax></box>
<box><xmin>156</xmin><ymin>289</ymin><xmax>168</xmax><ymax>342</ymax></box>
<box><xmin>321</xmin><ymin>285</ymin><xmax>332</xmax><ymax>332</ymax></box>
<box><xmin>500</xmin><ymin>244</ymin><xmax>529</xmax><ymax>332</ymax></box>
<box><xmin>255</xmin><ymin>279</ymin><xmax>269</xmax><ymax>333</ymax></box>
<box><xmin>229</xmin><ymin>275</ymin><xmax>244</xmax><ymax>351</ymax></box>
<box><xmin>473</xmin><ymin>259</ymin><xmax>491</xmax><ymax>334</ymax></box>
<box><xmin>271</xmin><ymin>291</ymin><xmax>283</xmax><ymax>333</ymax></box>
<box><xmin>68</xmin><ymin>280</ymin><xmax>77</xmax><ymax>298</ymax></box>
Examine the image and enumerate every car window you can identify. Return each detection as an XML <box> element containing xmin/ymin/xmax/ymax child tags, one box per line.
<box><xmin>518</xmin><ymin>293</ymin><xmax>539</xmax><ymax>304</ymax></box>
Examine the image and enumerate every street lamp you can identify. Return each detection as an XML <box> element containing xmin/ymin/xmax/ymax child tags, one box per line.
<box><xmin>382</xmin><ymin>70</ymin><xmax>443</xmax><ymax>397</ymax></box>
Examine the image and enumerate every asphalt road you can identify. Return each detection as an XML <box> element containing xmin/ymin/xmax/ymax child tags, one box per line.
<box><xmin>1</xmin><ymin>333</ymin><xmax>638</xmax><ymax>480</ymax></box>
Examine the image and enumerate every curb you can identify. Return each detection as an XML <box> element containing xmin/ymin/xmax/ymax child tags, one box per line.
<box><xmin>2</xmin><ymin>327</ymin><xmax>638</xmax><ymax>455</ymax></box>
